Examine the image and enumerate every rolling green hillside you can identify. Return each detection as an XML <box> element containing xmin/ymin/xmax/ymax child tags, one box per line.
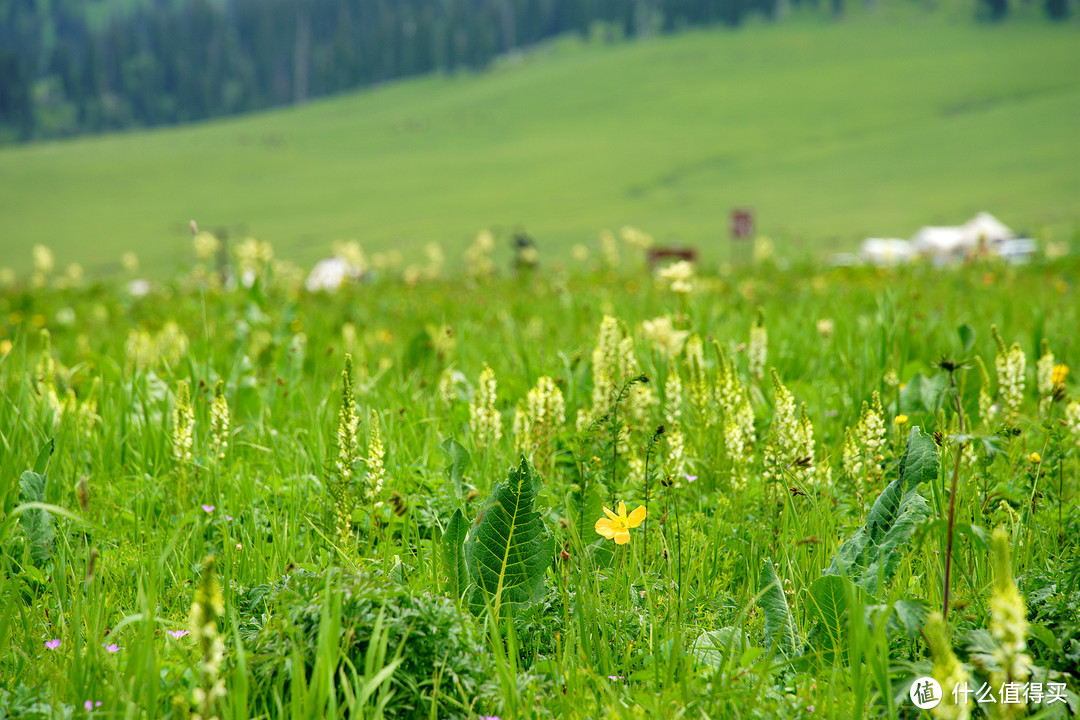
<box><xmin>2</xmin><ymin>16</ymin><xmax>1079</xmax><ymax>275</ymax></box>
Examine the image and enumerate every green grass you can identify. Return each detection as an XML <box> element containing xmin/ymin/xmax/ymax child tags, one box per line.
<box><xmin>2</xmin><ymin>254</ymin><xmax>1079</xmax><ymax>718</ymax></box>
<box><xmin>2</xmin><ymin>13</ymin><xmax>1080</xmax><ymax>276</ymax></box>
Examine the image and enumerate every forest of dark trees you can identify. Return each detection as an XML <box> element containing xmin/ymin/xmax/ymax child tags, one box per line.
<box><xmin>0</xmin><ymin>0</ymin><xmax>1072</xmax><ymax>143</ymax></box>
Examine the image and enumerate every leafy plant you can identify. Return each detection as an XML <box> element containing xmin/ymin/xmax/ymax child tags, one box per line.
<box><xmin>824</xmin><ymin>427</ymin><xmax>939</xmax><ymax>597</ymax></box>
<box><xmin>441</xmin><ymin>508</ymin><xmax>469</xmax><ymax>602</ymax></box>
<box><xmin>463</xmin><ymin>455</ymin><xmax>555</xmax><ymax>616</ymax></box>
<box><xmin>1025</xmin><ymin>565</ymin><xmax>1080</xmax><ymax>677</ymax></box>
<box><xmin>691</xmin><ymin>626</ymin><xmax>751</xmax><ymax>670</ymax></box>
<box><xmin>0</xmin><ymin>684</ymin><xmax>62</xmax><ymax>719</ymax></box>
<box><xmin>240</xmin><ymin>568</ymin><xmax>489</xmax><ymax>719</ymax></box>
<box><xmin>758</xmin><ymin>558</ymin><xmax>799</xmax><ymax>659</ymax></box>
<box><xmin>807</xmin><ymin>574</ymin><xmax>855</xmax><ymax>655</ymax></box>
<box><xmin>17</xmin><ymin>442</ymin><xmax>55</xmax><ymax>567</ymax></box>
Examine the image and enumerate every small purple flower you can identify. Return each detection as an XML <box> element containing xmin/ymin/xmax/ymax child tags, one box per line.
<box><xmin>103</xmin><ymin>643</ymin><xmax>120</xmax><ymax>653</ymax></box>
<box><xmin>167</xmin><ymin>630</ymin><xmax>189</xmax><ymax>639</ymax></box>
<box><xmin>607</xmin><ymin>674</ymin><xmax>625</xmax><ymax>681</ymax></box>
<box><xmin>225</xmin><ymin>515</ymin><xmax>234</xmax><ymax>521</ymax></box>
<box><xmin>201</xmin><ymin>505</ymin><xmax>215</xmax><ymax>513</ymax></box>
<box><xmin>84</xmin><ymin>700</ymin><xmax>102</xmax><ymax>711</ymax></box>
<box><xmin>684</xmin><ymin>474</ymin><xmax>698</xmax><ymax>483</ymax></box>
<box><xmin>45</xmin><ymin>638</ymin><xmax>61</xmax><ymax>650</ymax></box>
<box><xmin>479</xmin><ymin>716</ymin><xmax>501</xmax><ymax>720</ymax></box>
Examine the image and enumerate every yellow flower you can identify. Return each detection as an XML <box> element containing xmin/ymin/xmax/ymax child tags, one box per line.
<box><xmin>595</xmin><ymin>501</ymin><xmax>646</xmax><ymax>545</ymax></box>
<box><xmin>894</xmin><ymin>414</ymin><xmax>908</xmax><ymax>426</ymax></box>
<box><xmin>1028</xmin><ymin>452</ymin><xmax>1041</xmax><ymax>464</ymax></box>
<box><xmin>1052</xmin><ymin>364</ymin><xmax>1069</xmax><ymax>388</ymax></box>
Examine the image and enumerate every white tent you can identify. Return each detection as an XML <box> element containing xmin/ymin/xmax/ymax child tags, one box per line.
<box><xmin>963</xmin><ymin>212</ymin><xmax>1012</xmax><ymax>246</ymax></box>
<box><xmin>909</xmin><ymin>213</ymin><xmax>1016</xmax><ymax>264</ymax></box>
<box><xmin>910</xmin><ymin>226</ymin><xmax>971</xmax><ymax>263</ymax></box>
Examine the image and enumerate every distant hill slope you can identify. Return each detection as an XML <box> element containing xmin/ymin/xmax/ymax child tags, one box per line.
<box><xmin>1</xmin><ymin>18</ymin><xmax>1078</xmax><ymax>276</ymax></box>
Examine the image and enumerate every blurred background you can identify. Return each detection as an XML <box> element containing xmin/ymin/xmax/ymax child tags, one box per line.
<box><xmin>0</xmin><ymin>0</ymin><xmax>1078</xmax><ymax>277</ymax></box>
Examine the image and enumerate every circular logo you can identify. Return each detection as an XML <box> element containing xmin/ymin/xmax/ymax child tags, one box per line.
<box><xmin>910</xmin><ymin>677</ymin><xmax>943</xmax><ymax>709</ymax></box>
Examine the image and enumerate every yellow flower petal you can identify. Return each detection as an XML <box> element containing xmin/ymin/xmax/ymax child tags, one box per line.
<box><xmin>595</xmin><ymin>518</ymin><xmax>619</xmax><ymax>539</ymax></box>
<box><xmin>626</xmin><ymin>505</ymin><xmax>647</xmax><ymax>528</ymax></box>
<box><xmin>617</xmin><ymin>501</ymin><xmax>628</xmax><ymax>521</ymax></box>
<box><xmin>614</xmin><ymin>531</ymin><xmax>631</xmax><ymax>545</ymax></box>
<box><xmin>603</xmin><ymin>506</ymin><xmax>620</xmax><ymax>523</ymax></box>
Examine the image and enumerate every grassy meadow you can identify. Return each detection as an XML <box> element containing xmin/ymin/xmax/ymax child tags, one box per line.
<box><xmin>1</xmin><ymin>241</ymin><xmax>1079</xmax><ymax>717</ymax></box>
<box><xmin>2</xmin><ymin>15</ymin><xmax>1080</xmax><ymax>276</ymax></box>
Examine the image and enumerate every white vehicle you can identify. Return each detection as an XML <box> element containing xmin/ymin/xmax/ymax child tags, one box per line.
<box><xmin>859</xmin><ymin>238</ymin><xmax>913</xmax><ymax>266</ymax></box>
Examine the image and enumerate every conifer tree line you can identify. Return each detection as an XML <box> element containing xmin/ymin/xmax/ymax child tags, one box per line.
<box><xmin>0</xmin><ymin>0</ymin><xmax>1071</xmax><ymax>143</ymax></box>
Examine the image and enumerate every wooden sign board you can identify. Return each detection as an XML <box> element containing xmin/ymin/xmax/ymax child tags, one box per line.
<box><xmin>731</xmin><ymin>209</ymin><xmax>754</xmax><ymax>240</ymax></box>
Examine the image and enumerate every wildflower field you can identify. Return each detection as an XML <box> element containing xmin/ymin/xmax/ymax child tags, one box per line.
<box><xmin>2</xmin><ymin>241</ymin><xmax>1079</xmax><ymax>719</ymax></box>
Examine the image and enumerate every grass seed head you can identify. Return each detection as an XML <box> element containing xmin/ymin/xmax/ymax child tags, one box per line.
<box><xmin>172</xmin><ymin>379</ymin><xmax>195</xmax><ymax>466</ymax></box>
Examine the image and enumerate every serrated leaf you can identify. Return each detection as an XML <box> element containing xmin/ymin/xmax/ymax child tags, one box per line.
<box><xmin>19</xmin><ymin>471</ymin><xmax>54</xmax><ymax>567</ymax></box>
<box><xmin>464</xmin><ymin>455</ymin><xmax>554</xmax><ymax>616</ymax></box>
<box><xmin>825</xmin><ymin>427</ymin><xmax>937</xmax><ymax>596</ymax></box>
<box><xmin>441</xmin><ymin>509</ymin><xmax>469</xmax><ymax>601</ymax></box>
<box><xmin>758</xmin><ymin>558</ymin><xmax>799</xmax><ymax>659</ymax></box>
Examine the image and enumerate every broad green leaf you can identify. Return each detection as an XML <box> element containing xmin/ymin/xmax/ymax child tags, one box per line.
<box><xmin>19</xmin><ymin>471</ymin><xmax>54</xmax><ymax>566</ymax></box>
<box><xmin>464</xmin><ymin>455</ymin><xmax>554</xmax><ymax>616</ymax></box>
<box><xmin>899</xmin><ymin>373</ymin><xmax>948</xmax><ymax>414</ymax></box>
<box><xmin>895</xmin><ymin>426</ymin><xmax>940</xmax><ymax>489</ymax></box>
<box><xmin>1028</xmin><ymin>623</ymin><xmax>1063</xmax><ymax>655</ymax></box>
<box><xmin>807</xmin><ymin>575</ymin><xmax>851</xmax><ymax>652</ymax></box>
<box><xmin>824</xmin><ymin>427</ymin><xmax>938</xmax><ymax>596</ymax></box>
<box><xmin>758</xmin><ymin>558</ymin><xmax>799</xmax><ymax>659</ymax></box>
<box><xmin>441</xmin><ymin>509</ymin><xmax>469</xmax><ymax>601</ymax></box>
<box><xmin>892</xmin><ymin>599</ymin><xmax>929</xmax><ymax>638</ymax></box>
<box><xmin>691</xmin><ymin>627</ymin><xmax>750</xmax><ymax>668</ymax></box>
